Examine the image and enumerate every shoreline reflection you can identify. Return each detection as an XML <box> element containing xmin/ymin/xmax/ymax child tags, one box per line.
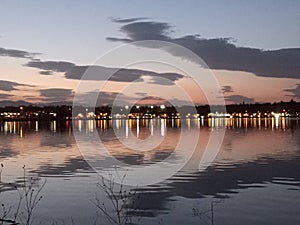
<box><xmin>0</xmin><ymin>118</ymin><xmax>299</xmax><ymax>225</ymax></box>
<box><xmin>1</xmin><ymin>117</ymin><xmax>298</xmax><ymax>135</ymax></box>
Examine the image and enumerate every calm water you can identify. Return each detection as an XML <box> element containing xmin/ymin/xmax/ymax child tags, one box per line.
<box><xmin>0</xmin><ymin>118</ymin><xmax>300</xmax><ymax>225</ymax></box>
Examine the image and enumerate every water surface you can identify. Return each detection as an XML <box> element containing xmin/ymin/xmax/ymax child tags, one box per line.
<box><xmin>0</xmin><ymin>118</ymin><xmax>299</xmax><ymax>225</ymax></box>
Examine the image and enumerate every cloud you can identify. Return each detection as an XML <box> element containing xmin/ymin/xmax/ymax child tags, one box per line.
<box><xmin>40</xmin><ymin>88</ymin><xmax>73</xmax><ymax>102</ymax></box>
<box><xmin>106</xmin><ymin>37</ymin><xmax>132</xmax><ymax>43</ymax></box>
<box><xmin>75</xmin><ymin>91</ymin><xmax>130</xmax><ymax>106</ymax></box>
<box><xmin>111</xmin><ymin>17</ymin><xmax>148</xmax><ymax>23</ymax></box>
<box><xmin>0</xmin><ymin>81</ymin><xmax>20</xmax><ymax>91</ymax></box>
<box><xmin>26</xmin><ymin>60</ymin><xmax>75</xmax><ymax>72</ymax></box>
<box><xmin>225</xmin><ymin>95</ymin><xmax>254</xmax><ymax>104</ymax></box>
<box><xmin>221</xmin><ymin>85</ymin><xmax>234</xmax><ymax>94</ymax></box>
<box><xmin>75</xmin><ymin>91</ymin><xmax>194</xmax><ymax>107</ymax></box>
<box><xmin>0</xmin><ymin>47</ymin><xmax>39</xmax><ymax>59</ymax></box>
<box><xmin>108</xmin><ymin>21</ymin><xmax>172</xmax><ymax>42</ymax></box>
<box><xmin>133</xmin><ymin>96</ymin><xmax>196</xmax><ymax>106</ymax></box>
<box><xmin>135</xmin><ymin>92</ymin><xmax>147</xmax><ymax>97</ymax></box>
<box><xmin>23</xmin><ymin>96</ymin><xmax>44</xmax><ymax>102</ymax></box>
<box><xmin>135</xmin><ymin>96</ymin><xmax>167</xmax><ymax>105</ymax></box>
<box><xmin>0</xmin><ymin>80</ymin><xmax>34</xmax><ymax>91</ymax></box>
<box><xmin>284</xmin><ymin>84</ymin><xmax>300</xmax><ymax>99</ymax></box>
<box><xmin>0</xmin><ymin>93</ymin><xmax>13</xmax><ymax>99</ymax></box>
<box><xmin>39</xmin><ymin>70</ymin><xmax>53</xmax><ymax>75</ymax></box>
<box><xmin>25</xmin><ymin>60</ymin><xmax>184</xmax><ymax>84</ymax></box>
<box><xmin>107</xmin><ymin>20</ymin><xmax>300</xmax><ymax>79</ymax></box>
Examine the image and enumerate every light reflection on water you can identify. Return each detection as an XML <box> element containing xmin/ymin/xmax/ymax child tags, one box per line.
<box><xmin>0</xmin><ymin>118</ymin><xmax>300</xmax><ymax>224</ymax></box>
<box><xmin>1</xmin><ymin>117</ymin><xmax>297</xmax><ymax>136</ymax></box>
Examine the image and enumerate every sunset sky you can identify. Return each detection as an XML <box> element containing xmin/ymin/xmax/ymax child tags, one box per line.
<box><xmin>0</xmin><ymin>0</ymin><xmax>300</xmax><ymax>106</ymax></box>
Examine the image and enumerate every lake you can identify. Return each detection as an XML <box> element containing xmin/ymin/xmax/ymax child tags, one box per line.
<box><xmin>0</xmin><ymin>118</ymin><xmax>300</xmax><ymax>225</ymax></box>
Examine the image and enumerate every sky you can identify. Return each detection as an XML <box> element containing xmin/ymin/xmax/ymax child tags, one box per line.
<box><xmin>0</xmin><ymin>0</ymin><xmax>300</xmax><ymax>106</ymax></box>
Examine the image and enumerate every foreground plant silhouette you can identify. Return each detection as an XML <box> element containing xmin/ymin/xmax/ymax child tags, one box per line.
<box><xmin>192</xmin><ymin>200</ymin><xmax>223</xmax><ymax>225</ymax></box>
<box><xmin>0</xmin><ymin>165</ymin><xmax>46</xmax><ymax>225</ymax></box>
<box><xmin>1</xmin><ymin>164</ymin><xmax>221</xmax><ymax>225</ymax></box>
<box><xmin>92</xmin><ymin>173</ymin><xmax>141</xmax><ymax>225</ymax></box>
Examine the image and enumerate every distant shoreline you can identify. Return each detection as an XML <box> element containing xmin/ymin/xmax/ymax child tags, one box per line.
<box><xmin>1</xmin><ymin>100</ymin><xmax>300</xmax><ymax>121</ymax></box>
<box><xmin>1</xmin><ymin>116</ymin><xmax>300</xmax><ymax>122</ymax></box>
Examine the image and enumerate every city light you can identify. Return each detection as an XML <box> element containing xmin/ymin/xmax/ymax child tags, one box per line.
<box><xmin>0</xmin><ymin>102</ymin><xmax>299</xmax><ymax>121</ymax></box>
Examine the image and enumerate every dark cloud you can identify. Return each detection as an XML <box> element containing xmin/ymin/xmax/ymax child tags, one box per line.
<box><xmin>0</xmin><ymin>80</ymin><xmax>19</xmax><ymax>91</ymax></box>
<box><xmin>75</xmin><ymin>90</ymin><xmax>201</xmax><ymax>107</ymax></box>
<box><xmin>0</xmin><ymin>47</ymin><xmax>39</xmax><ymax>59</ymax></box>
<box><xmin>137</xmin><ymin>96</ymin><xmax>166</xmax><ymax>102</ymax></box>
<box><xmin>26</xmin><ymin>60</ymin><xmax>75</xmax><ymax>73</ymax></box>
<box><xmin>111</xmin><ymin>17</ymin><xmax>148</xmax><ymax>23</ymax></box>
<box><xmin>39</xmin><ymin>70</ymin><xmax>54</xmax><ymax>75</ymax></box>
<box><xmin>25</xmin><ymin>60</ymin><xmax>184</xmax><ymax>85</ymax></box>
<box><xmin>75</xmin><ymin>91</ymin><xmax>130</xmax><ymax>106</ymax></box>
<box><xmin>0</xmin><ymin>93</ymin><xmax>13</xmax><ymax>99</ymax></box>
<box><xmin>222</xmin><ymin>85</ymin><xmax>234</xmax><ymax>94</ymax></box>
<box><xmin>169</xmin><ymin>98</ymin><xmax>197</xmax><ymax>106</ymax></box>
<box><xmin>110</xmin><ymin>21</ymin><xmax>172</xmax><ymax>42</ymax></box>
<box><xmin>40</xmin><ymin>88</ymin><xmax>73</xmax><ymax>102</ymax></box>
<box><xmin>106</xmin><ymin>37</ymin><xmax>132</xmax><ymax>43</ymax></box>
<box><xmin>134</xmin><ymin>92</ymin><xmax>147</xmax><ymax>97</ymax></box>
<box><xmin>135</xmin><ymin>96</ymin><xmax>195</xmax><ymax>106</ymax></box>
<box><xmin>76</xmin><ymin>91</ymin><xmax>193</xmax><ymax>106</ymax></box>
<box><xmin>108</xmin><ymin>20</ymin><xmax>300</xmax><ymax>79</ymax></box>
<box><xmin>0</xmin><ymin>80</ymin><xmax>34</xmax><ymax>91</ymax></box>
<box><xmin>225</xmin><ymin>95</ymin><xmax>254</xmax><ymax>104</ymax></box>
<box><xmin>284</xmin><ymin>84</ymin><xmax>300</xmax><ymax>99</ymax></box>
